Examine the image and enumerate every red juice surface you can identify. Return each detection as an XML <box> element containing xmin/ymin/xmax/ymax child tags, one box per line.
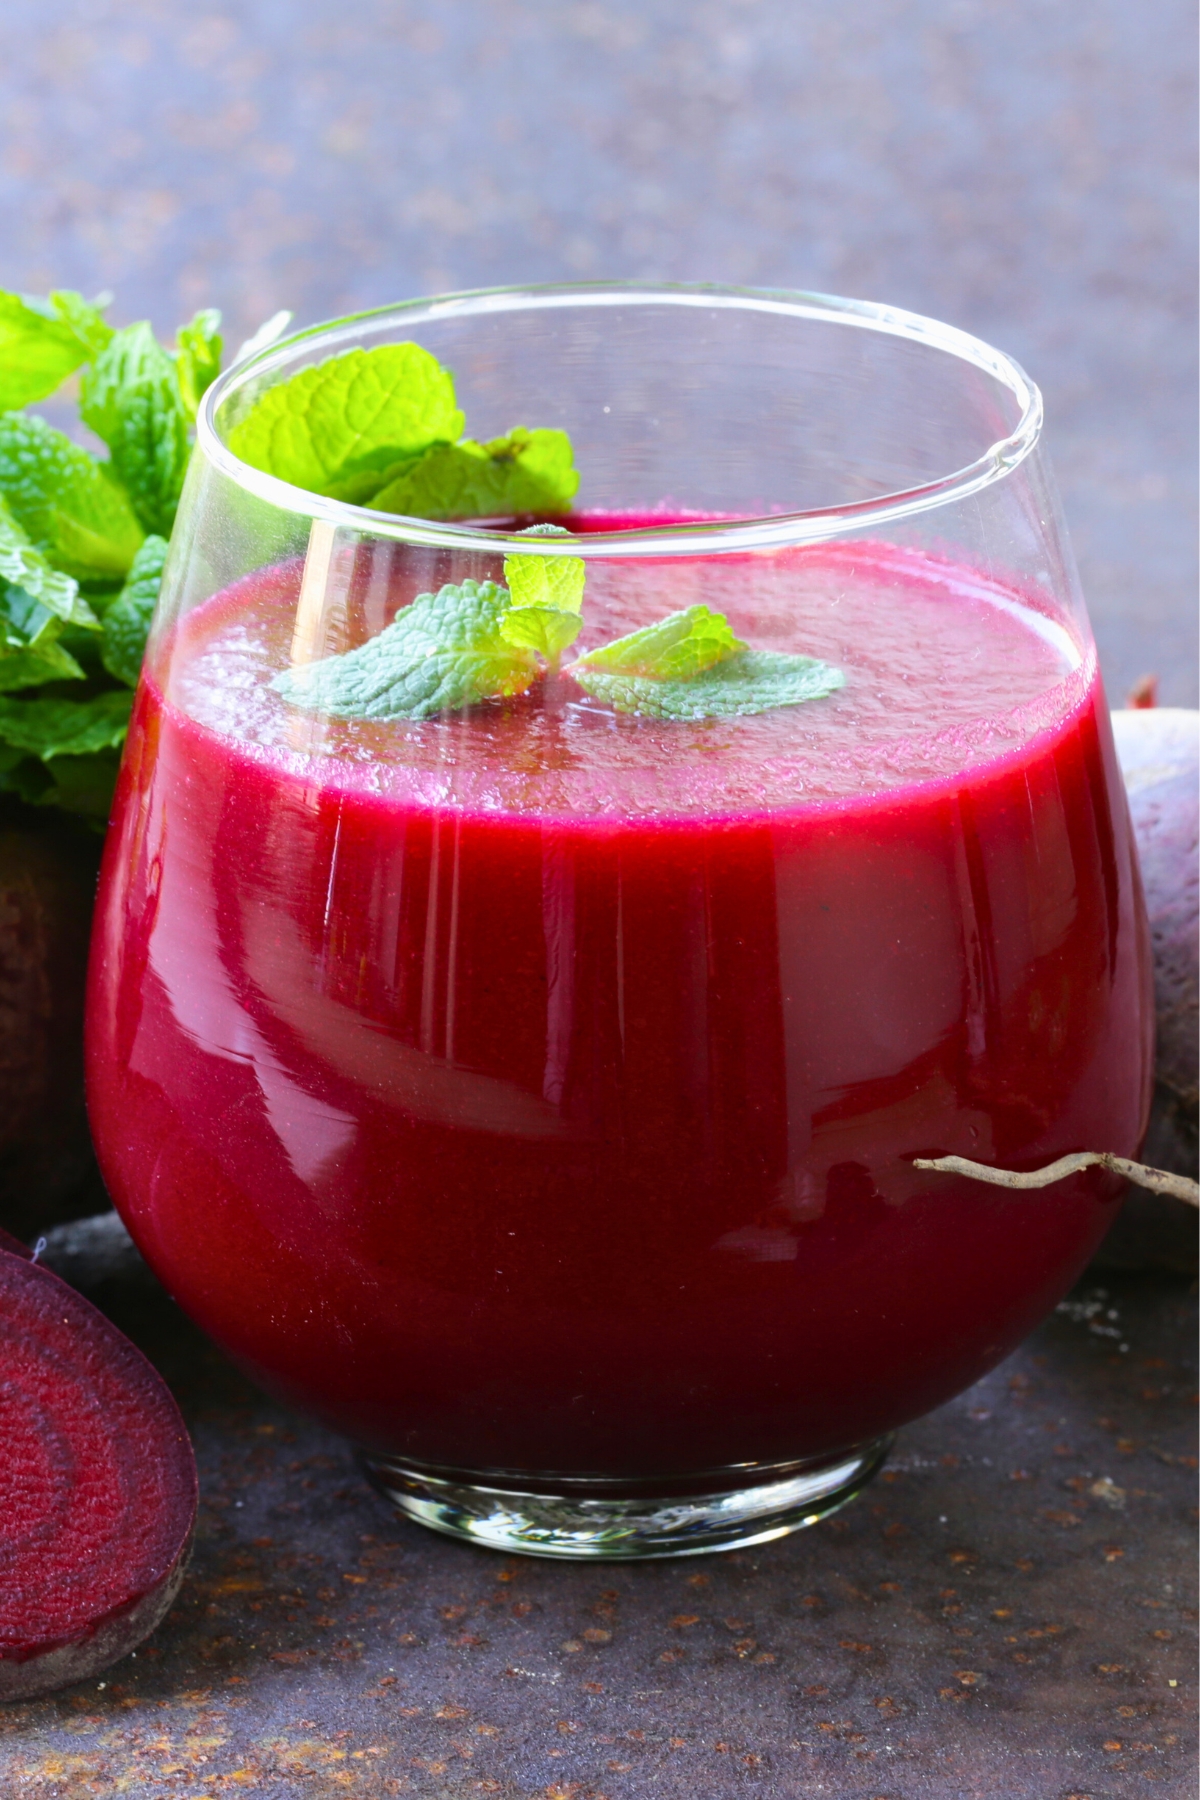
<box><xmin>86</xmin><ymin>536</ymin><xmax>1152</xmax><ymax>1479</ymax></box>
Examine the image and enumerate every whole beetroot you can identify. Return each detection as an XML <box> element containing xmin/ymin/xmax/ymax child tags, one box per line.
<box><xmin>1097</xmin><ymin>708</ymin><xmax>1198</xmax><ymax>1272</ymax></box>
<box><xmin>0</xmin><ymin>807</ymin><xmax>102</xmax><ymax>1241</ymax></box>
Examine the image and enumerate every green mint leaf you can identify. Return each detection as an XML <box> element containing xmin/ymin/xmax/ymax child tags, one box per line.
<box><xmin>367</xmin><ymin>427</ymin><xmax>579</xmax><ymax>519</ymax></box>
<box><xmin>574</xmin><ymin>604</ymin><xmax>743</xmax><ymax>682</ymax></box>
<box><xmin>0</xmin><ymin>412</ymin><xmax>144</xmax><ymax>581</ymax></box>
<box><xmin>37</xmin><ymin>749</ymin><xmax>122</xmax><ymax>820</ymax></box>
<box><xmin>175</xmin><ymin>308</ymin><xmax>223</xmax><ymax>421</ymax></box>
<box><xmin>499</xmin><ymin>606</ymin><xmax>583</xmax><ymax>658</ymax></box>
<box><xmin>228</xmin><ymin>343</ymin><xmax>464</xmax><ymax>498</ymax></box>
<box><xmin>503</xmin><ymin>527</ymin><xmax>585</xmax><ymax>613</ymax></box>
<box><xmin>273</xmin><ymin>579</ymin><xmax>538</xmax><ymax>722</ymax></box>
<box><xmin>101</xmin><ymin>534</ymin><xmax>167</xmax><ymax>687</ymax></box>
<box><xmin>0</xmin><ymin>689</ymin><xmax>132</xmax><ymax>760</ymax></box>
<box><xmin>0</xmin><ymin>582</ymin><xmax>62</xmax><ymax>653</ymax></box>
<box><xmin>0</xmin><ymin>292</ymin><xmax>93</xmax><ymax>409</ymax></box>
<box><xmin>0</xmin><ymin>748</ymin><xmax>121</xmax><ymax>820</ymax></box>
<box><xmin>48</xmin><ymin>289</ymin><xmax>114</xmax><ymax>360</ymax></box>
<box><xmin>0</xmin><ymin>496</ymin><xmax>95</xmax><ymax>627</ymax></box>
<box><xmin>80</xmin><ymin>322</ymin><xmax>190</xmax><ymax>536</ymax></box>
<box><xmin>498</xmin><ymin>525</ymin><xmax>585</xmax><ymax>658</ymax></box>
<box><xmin>0</xmin><ymin>752</ymin><xmax>52</xmax><ymax>806</ymax></box>
<box><xmin>572</xmin><ymin>643</ymin><xmax>847</xmax><ymax>721</ymax></box>
<box><xmin>0</xmin><ymin>638</ymin><xmax>86</xmax><ymax>691</ymax></box>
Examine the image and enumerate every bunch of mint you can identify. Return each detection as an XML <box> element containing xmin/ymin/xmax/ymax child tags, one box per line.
<box><xmin>0</xmin><ymin>289</ymin><xmax>223</xmax><ymax>821</ymax></box>
<box><xmin>0</xmin><ymin>294</ymin><xmax>845</xmax><ymax>795</ymax></box>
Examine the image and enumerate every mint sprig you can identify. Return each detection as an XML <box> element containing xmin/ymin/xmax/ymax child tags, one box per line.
<box><xmin>0</xmin><ymin>289</ymin><xmax>846</xmax><ymax>809</ymax></box>
<box><xmin>568</xmin><ymin>606</ymin><xmax>845</xmax><ymax>719</ymax></box>
<box><xmin>228</xmin><ymin>343</ymin><xmax>579</xmax><ymax>520</ymax></box>
<box><xmin>0</xmin><ymin>690</ymin><xmax>133</xmax><ymax>759</ymax></box>
<box><xmin>274</xmin><ymin>565</ymin><xmax>845</xmax><ymax>726</ymax></box>
<box><xmin>228</xmin><ymin>342</ymin><xmax>465</xmax><ymax>500</ymax></box>
<box><xmin>273</xmin><ymin>579</ymin><xmax>539</xmax><ymax>721</ymax></box>
<box><xmin>366</xmin><ymin>428</ymin><xmax>578</xmax><ymax>521</ymax></box>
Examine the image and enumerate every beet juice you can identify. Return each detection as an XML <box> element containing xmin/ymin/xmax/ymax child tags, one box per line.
<box><xmin>86</xmin><ymin>534</ymin><xmax>1151</xmax><ymax>1494</ymax></box>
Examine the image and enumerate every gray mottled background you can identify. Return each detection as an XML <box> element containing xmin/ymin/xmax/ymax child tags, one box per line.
<box><xmin>0</xmin><ymin>0</ymin><xmax>1195</xmax><ymax>701</ymax></box>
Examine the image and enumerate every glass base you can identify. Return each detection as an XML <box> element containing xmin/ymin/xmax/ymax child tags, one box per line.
<box><xmin>360</xmin><ymin>1437</ymin><xmax>892</xmax><ymax>1560</ymax></box>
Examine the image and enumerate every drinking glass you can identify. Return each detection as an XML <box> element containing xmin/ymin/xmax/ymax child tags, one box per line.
<box><xmin>86</xmin><ymin>285</ymin><xmax>1152</xmax><ymax>1558</ymax></box>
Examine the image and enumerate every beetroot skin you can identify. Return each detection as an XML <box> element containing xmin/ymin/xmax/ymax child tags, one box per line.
<box><xmin>0</xmin><ymin>1248</ymin><xmax>197</xmax><ymax>1701</ymax></box>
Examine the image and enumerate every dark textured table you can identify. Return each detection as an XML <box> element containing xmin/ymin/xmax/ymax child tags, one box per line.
<box><xmin>1</xmin><ymin>1270</ymin><xmax>1195</xmax><ymax>1797</ymax></box>
<box><xmin>0</xmin><ymin>3</ymin><xmax>1195</xmax><ymax>1793</ymax></box>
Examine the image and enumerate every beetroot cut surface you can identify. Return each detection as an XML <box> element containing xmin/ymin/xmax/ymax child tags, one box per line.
<box><xmin>0</xmin><ymin>1247</ymin><xmax>198</xmax><ymax>1701</ymax></box>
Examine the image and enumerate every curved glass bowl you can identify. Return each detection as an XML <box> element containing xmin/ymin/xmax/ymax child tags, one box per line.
<box><xmin>85</xmin><ymin>285</ymin><xmax>1153</xmax><ymax>1558</ymax></box>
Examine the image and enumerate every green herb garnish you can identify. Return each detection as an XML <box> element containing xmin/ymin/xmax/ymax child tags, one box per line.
<box><xmin>273</xmin><ymin>528</ymin><xmax>593</xmax><ymax>720</ymax></box>
<box><xmin>572</xmin><ymin>604</ymin><xmax>741</xmax><ymax>682</ymax></box>
<box><xmin>500</xmin><ymin>524</ymin><xmax>585</xmax><ymax>661</ymax></box>
<box><xmin>276</xmin><ymin>573</ymin><xmax>844</xmax><ymax>724</ymax></box>
<box><xmin>273</xmin><ymin>579</ymin><xmax>539</xmax><ymax>721</ymax></box>
<box><xmin>569</xmin><ymin>606</ymin><xmax>845</xmax><ymax>719</ymax></box>
<box><xmin>174</xmin><ymin>309</ymin><xmax>223</xmax><ymax>422</ymax></box>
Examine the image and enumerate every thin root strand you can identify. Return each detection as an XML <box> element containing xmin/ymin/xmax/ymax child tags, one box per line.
<box><xmin>912</xmin><ymin>1151</ymin><xmax>1199</xmax><ymax>1209</ymax></box>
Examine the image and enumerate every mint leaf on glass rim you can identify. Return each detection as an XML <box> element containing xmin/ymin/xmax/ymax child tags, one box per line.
<box><xmin>570</xmin><ymin>606</ymin><xmax>846</xmax><ymax>720</ymax></box>
<box><xmin>273</xmin><ymin>579</ymin><xmax>539</xmax><ymax>722</ymax></box>
<box><xmin>228</xmin><ymin>343</ymin><xmax>465</xmax><ymax>500</ymax></box>
<box><xmin>367</xmin><ymin>427</ymin><xmax>579</xmax><ymax>520</ymax></box>
<box><xmin>0</xmin><ymin>413</ymin><xmax>145</xmax><ymax>583</ymax></box>
<box><xmin>81</xmin><ymin>323</ymin><xmax>190</xmax><ymax>537</ymax></box>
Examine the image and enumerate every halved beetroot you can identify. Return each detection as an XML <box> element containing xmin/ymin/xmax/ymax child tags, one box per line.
<box><xmin>0</xmin><ymin>1247</ymin><xmax>198</xmax><ymax>1700</ymax></box>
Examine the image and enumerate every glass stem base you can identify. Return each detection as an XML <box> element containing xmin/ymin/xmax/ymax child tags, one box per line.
<box><xmin>360</xmin><ymin>1437</ymin><xmax>892</xmax><ymax>1560</ymax></box>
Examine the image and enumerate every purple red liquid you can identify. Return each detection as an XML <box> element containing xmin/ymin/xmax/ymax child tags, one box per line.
<box><xmin>86</xmin><ymin>534</ymin><xmax>1152</xmax><ymax>1479</ymax></box>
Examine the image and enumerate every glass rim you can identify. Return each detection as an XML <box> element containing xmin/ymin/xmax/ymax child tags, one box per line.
<box><xmin>198</xmin><ymin>281</ymin><xmax>1044</xmax><ymax>559</ymax></box>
